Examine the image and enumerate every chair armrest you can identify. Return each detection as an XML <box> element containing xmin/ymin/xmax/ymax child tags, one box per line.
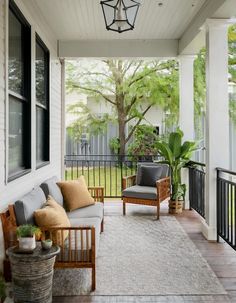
<box><xmin>122</xmin><ymin>175</ymin><xmax>136</xmax><ymax>190</ymax></box>
<box><xmin>0</xmin><ymin>205</ymin><xmax>18</xmax><ymax>255</ymax></box>
<box><xmin>41</xmin><ymin>226</ymin><xmax>96</xmax><ymax>264</ymax></box>
<box><xmin>156</xmin><ymin>177</ymin><xmax>171</xmax><ymax>202</ymax></box>
<box><xmin>88</xmin><ymin>186</ymin><xmax>104</xmax><ymax>203</ymax></box>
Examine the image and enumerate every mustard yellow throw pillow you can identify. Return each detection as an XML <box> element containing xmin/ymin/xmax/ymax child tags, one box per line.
<box><xmin>57</xmin><ymin>176</ymin><xmax>95</xmax><ymax>212</ymax></box>
<box><xmin>34</xmin><ymin>195</ymin><xmax>71</xmax><ymax>245</ymax></box>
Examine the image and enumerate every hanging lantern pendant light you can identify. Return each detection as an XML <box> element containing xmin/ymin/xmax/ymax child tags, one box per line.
<box><xmin>100</xmin><ymin>0</ymin><xmax>141</xmax><ymax>33</ymax></box>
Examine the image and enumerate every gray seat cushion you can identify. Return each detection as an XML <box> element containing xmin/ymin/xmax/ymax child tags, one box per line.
<box><xmin>40</xmin><ymin>176</ymin><xmax>63</xmax><ymax>206</ymax></box>
<box><xmin>67</xmin><ymin>202</ymin><xmax>104</xmax><ymax>220</ymax></box>
<box><xmin>136</xmin><ymin>163</ymin><xmax>169</xmax><ymax>184</ymax></box>
<box><xmin>68</xmin><ymin>217</ymin><xmax>101</xmax><ymax>257</ymax></box>
<box><xmin>138</xmin><ymin>165</ymin><xmax>163</xmax><ymax>187</ymax></box>
<box><xmin>14</xmin><ymin>187</ymin><xmax>46</xmax><ymax>225</ymax></box>
<box><xmin>123</xmin><ymin>185</ymin><xmax>157</xmax><ymax>200</ymax></box>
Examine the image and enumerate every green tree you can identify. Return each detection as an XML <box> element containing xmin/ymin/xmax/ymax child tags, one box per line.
<box><xmin>66</xmin><ymin>59</ymin><xmax>178</xmax><ymax>155</ymax></box>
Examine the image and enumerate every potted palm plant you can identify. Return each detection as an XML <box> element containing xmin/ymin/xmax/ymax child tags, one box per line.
<box><xmin>16</xmin><ymin>225</ymin><xmax>41</xmax><ymax>251</ymax></box>
<box><xmin>156</xmin><ymin>129</ymin><xmax>196</xmax><ymax>214</ymax></box>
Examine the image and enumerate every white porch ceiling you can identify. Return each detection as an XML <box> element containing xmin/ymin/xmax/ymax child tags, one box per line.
<box><xmin>20</xmin><ymin>0</ymin><xmax>236</xmax><ymax>57</ymax></box>
<box><xmin>30</xmin><ymin>0</ymin><xmax>206</xmax><ymax>40</ymax></box>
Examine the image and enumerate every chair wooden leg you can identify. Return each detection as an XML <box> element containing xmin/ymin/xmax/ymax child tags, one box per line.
<box><xmin>92</xmin><ymin>265</ymin><xmax>96</xmax><ymax>291</ymax></box>
<box><xmin>123</xmin><ymin>201</ymin><xmax>126</xmax><ymax>215</ymax></box>
<box><xmin>157</xmin><ymin>202</ymin><xmax>160</xmax><ymax>220</ymax></box>
<box><xmin>101</xmin><ymin>219</ymin><xmax>104</xmax><ymax>233</ymax></box>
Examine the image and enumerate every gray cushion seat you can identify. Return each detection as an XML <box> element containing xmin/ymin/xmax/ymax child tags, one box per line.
<box><xmin>123</xmin><ymin>185</ymin><xmax>157</xmax><ymax>200</ymax></box>
<box><xmin>67</xmin><ymin>202</ymin><xmax>104</xmax><ymax>220</ymax></box>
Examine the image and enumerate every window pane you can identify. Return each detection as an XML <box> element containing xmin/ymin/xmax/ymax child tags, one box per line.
<box><xmin>36</xmin><ymin>42</ymin><xmax>47</xmax><ymax>106</ymax></box>
<box><xmin>8</xmin><ymin>97</ymin><xmax>24</xmax><ymax>175</ymax></box>
<box><xmin>8</xmin><ymin>10</ymin><xmax>23</xmax><ymax>95</ymax></box>
<box><xmin>36</xmin><ymin>106</ymin><xmax>47</xmax><ymax>164</ymax></box>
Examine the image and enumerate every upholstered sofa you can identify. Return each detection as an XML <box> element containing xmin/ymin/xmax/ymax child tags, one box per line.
<box><xmin>0</xmin><ymin>176</ymin><xmax>104</xmax><ymax>291</ymax></box>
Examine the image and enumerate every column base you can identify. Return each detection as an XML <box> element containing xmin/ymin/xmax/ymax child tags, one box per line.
<box><xmin>201</xmin><ymin>219</ymin><xmax>217</xmax><ymax>241</ymax></box>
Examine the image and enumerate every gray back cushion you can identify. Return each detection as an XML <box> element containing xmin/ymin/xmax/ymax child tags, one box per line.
<box><xmin>136</xmin><ymin>162</ymin><xmax>169</xmax><ymax>184</ymax></box>
<box><xmin>40</xmin><ymin>176</ymin><xmax>63</xmax><ymax>206</ymax></box>
<box><xmin>14</xmin><ymin>187</ymin><xmax>46</xmax><ymax>225</ymax></box>
<box><xmin>138</xmin><ymin>165</ymin><xmax>163</xmax><ymax>187</ymax></box>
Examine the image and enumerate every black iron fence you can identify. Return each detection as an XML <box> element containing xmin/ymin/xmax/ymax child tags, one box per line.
<box><xmin>64</xmin><ymin>154</ymin><xmax>161</xmax><ymax>198</ymax></box>
<box><xmin>217</xmin><ymin>168</ymin><xmax>236</xmax><ymax>248</ymax></box>
<box><xmin>189</xmin><ymin>161</ymin><xmax>206</xmax><ymax>218</ymax></box>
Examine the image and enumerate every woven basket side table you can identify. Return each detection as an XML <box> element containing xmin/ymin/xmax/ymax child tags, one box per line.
<box><xmin>7</xmin><ymin>245</ymin><xmax>60</xmax><ymax>303</ymax></box>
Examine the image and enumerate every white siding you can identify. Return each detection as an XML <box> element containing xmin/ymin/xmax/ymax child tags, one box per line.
<box><xmin>0</xmin><ymin>0</ymin><xmax>63</xmax><ymax>269</ymax></box>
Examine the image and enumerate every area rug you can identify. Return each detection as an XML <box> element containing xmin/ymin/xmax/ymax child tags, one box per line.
<box><xmin>53</xmin><ymin>215</ymin><xmax>226</xmax><ymax>296</ymax></box>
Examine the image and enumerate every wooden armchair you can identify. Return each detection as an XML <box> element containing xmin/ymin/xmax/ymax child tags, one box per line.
<box><xmin>122</xmin><ymin>164</ymin><xmax>170</xmax><ymax>219</ymax></box>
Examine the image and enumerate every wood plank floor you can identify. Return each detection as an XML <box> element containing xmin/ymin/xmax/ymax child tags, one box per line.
<box><xmin>53</xmin><ymin>201</ymin><xmax>236</xmax><ymax>303</ymax></box>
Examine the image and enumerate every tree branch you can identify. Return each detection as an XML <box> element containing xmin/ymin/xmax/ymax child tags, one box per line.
<box><xmin>78</xmin><ymin>72</ymin><xmax>112</xmax><ymax>79</ymax></box>
<box><xmin>131</xmin><ymin>60</ymin><xmax>144</xmax><ymax>79</ymax></box>
<box><xmin>128</xmin><ymin>61</ymin><xmax>176</xmax><ymax>88</ymax></box>
<box><xmin>125</xmin><ymin>105</ymin><xmax>152</xmax><ymax>143</ymax></box>
<box><xmin>70</xmin><ymin>83</ymin><xmax>116</xmax><ymax>105</ymax></box>
<box><xmin>125</xmin><ymin>94</ymin><xmax>144</xmax><ymax>115</ymax></box>
<box><xmin>123</xmin><ymin>61</ymin><xmax>135</xmax><ymax>76</ymax></box>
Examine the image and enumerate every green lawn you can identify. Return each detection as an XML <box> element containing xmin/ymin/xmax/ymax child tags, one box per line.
<box><xmin>65</xmin><ymin>165</ymin><xmax>137</xmax><ymax>197</ymax></box>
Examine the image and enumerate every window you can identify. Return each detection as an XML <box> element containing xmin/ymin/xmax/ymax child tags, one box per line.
<box><xmin>8</xmin><ymin>1</ymin><xmax>31</xmax><ymax>180</ymax></box>
<box><xmin>36</xmin><ymin>35</ymin><xmax>49</xmax><ymax>167</ymax></box>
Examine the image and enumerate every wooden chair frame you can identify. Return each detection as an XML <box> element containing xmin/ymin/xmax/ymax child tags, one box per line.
<box><xmin>0</xmin><ymin>186</ymin><xmax>104</xmax><ymax>291</ymax></box>
<box><xmin>122</xmin><ymin>175</ymin><xmax>170</xmax><ymax>219</ymax></box>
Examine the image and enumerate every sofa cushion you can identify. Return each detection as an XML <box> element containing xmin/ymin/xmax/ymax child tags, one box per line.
<box><xmin>57</xmin><ymin>176</ymin><xmax>95</xmax><ymax>212</ymax></box>
<box><xmin>67</xmin><ymin>202</ymin><xmax>104</xmax><ymax>220</ymax></box>
<box><xmin>123</xmin><ymin>185</ymin><xmax>157</xmax><ymax>200</ymax></box>
<box><xmin>68</xmin><ymin>217</ymin><xmax>101</xmax><ymax>257</ymax></box>
<box><xmin>34</xmin><ymin>195</ymin><xmax>71</xmax><ymax>245</ymax></box>
<box><xmin>40</xmin><ymin>176</ymin><xmax>63</xmax><ymax>206</ymax></box>
<box><xmin>14</xmin><ymin>187</ymin><xmax>46</xmax><ymax>225</ymax></box>
<box><xmin>138</xmin><ymin>165</ymin><xmax>163</xmax><ymax>187</ymax></box>
<box><xmin>136</xmin><ymin>163</ymin><xmax>169</xmax><ymax>185</ymax></box>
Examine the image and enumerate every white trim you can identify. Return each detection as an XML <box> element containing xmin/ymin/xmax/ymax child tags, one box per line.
<box><xmin>4</xmin><ymin>0</ymin><xmax>9</xmax><ymax>185</ymax></box>
<box><xmin>201</xmin><ymin>219</ymin><xmax>217</xmax><ymax>241</ymax></box>
<box><xmin>58</xmin><ymin>39</ymin><xmax>178</xmax><ymax>58</ymax></box>
<box><xmin>179</xmin><ymin>0</ymin><xmax>227</xmax><ymax>54</ymax></box>
<box><xmin>31</xmin><ymin>26</ymin><xmax>36</xmax><ymax>171</ymax></box>
<box><xmin>60</xmin><ymin>59</ymin><xmax>65</xmax><ymax>180</ymax></box>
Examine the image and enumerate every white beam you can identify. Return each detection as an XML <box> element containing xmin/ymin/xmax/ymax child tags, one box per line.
<box><xmin>178</xmin><ymin>55</ymin><xmax>195</xmax><ymax>210</ymax></box>
<box><xmin>58</xmin><ymin>39</ymin><xmax>178</xmax><ymax>58</ymax></box>
<box><xmin>179</xmin><ymin>0</ymin><xmax>227</xmax><ymax>55</ymax></box>
<box><xmin>202</xmin><ymin>19</ymin><xmax>229</xmax><ymax>241</ymax></box>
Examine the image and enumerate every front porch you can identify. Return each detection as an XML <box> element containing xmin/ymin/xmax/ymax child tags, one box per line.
<box><xmin>1</xmin><ymin>0</ymin><xmax>236</xmax><ymax>302</ymax></box>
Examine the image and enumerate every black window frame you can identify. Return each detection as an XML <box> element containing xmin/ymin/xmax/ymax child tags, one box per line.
<box><xmin>35</xmin><ymin>33</ymin><xmax>50</xmax><ymax>169</ymax></box>
<box><xmin>8</xmin><ymin>0</ymin><xmax>31</xmax><ymax>182</ymax></box>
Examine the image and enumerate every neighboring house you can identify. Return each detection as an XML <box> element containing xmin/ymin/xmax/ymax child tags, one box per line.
<box><xmin>66</xmin><ymin>93</ymin><xmax>164</xmax><ymax>155</ymax></box>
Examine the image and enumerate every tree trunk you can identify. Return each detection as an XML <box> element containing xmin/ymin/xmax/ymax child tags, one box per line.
<box><xmin>118</xmin><ymin>113</ymin><xmax>126</xmax><ymax>156</ymax></box>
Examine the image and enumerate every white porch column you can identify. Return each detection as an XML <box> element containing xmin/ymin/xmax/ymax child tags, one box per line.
<box><xmin>202</xmin><ymin>19</ymin><xmax>229</xmax><ymax>241</ymax></box>
<box><xmin>179</xmin><ymin>55</ymin><xmax>195</xmax><ymax>141</ymax></box>
<box><xmin>179</xmin><ymin>56</ymin><xmax>195</xmax><ymax>209</ymax></box>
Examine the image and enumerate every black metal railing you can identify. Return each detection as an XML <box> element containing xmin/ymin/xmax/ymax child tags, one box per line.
<box><xmin>189</xmin><ymin>161</ymin><xmax>206</xmax><ymax>218</ymax></box>
<box><xmin>64</xmin><ymin>154</ymin><xmax>161</xmax><ymax>198</ymax></box>
<box><xmin>217</xmin><ymin>167</ymin><xmax>236</xmax><ymax>248</ymax></box>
